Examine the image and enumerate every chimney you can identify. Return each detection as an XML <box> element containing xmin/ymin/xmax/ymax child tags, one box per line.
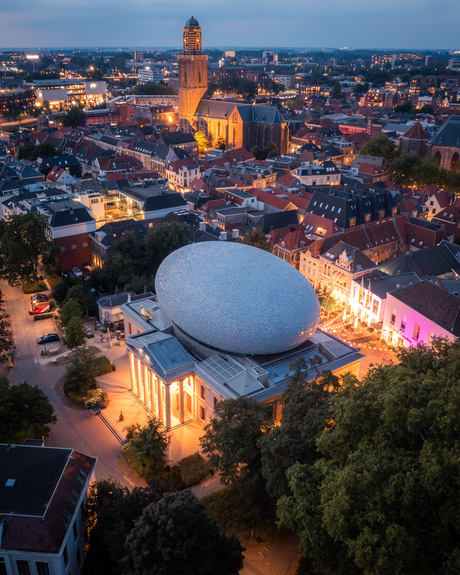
<box><xmin>211</xmin><ymin>219</ymin><xmax>218</xmax><ymax>230</ymax></box>
<box><xmin>115</xmin><ymin>286</ymin><xmax>119</xmax><ymax>295</ymax></box>
<box><xmin>127</xmin><ymin>293</ymin><xmax>132</xmax><ymax>302</ymax></box>
<box><xmin>199</xmin><ymin>221</ymin><xmax>207</xmax><ymax>231</ymax></box>
<box><xmin>232</xmin><ymin>229</ymin><xmax>240</xmax><ymax>239</ymax></box>
<box><xmin>219</xmin><ymin>231</ymin><xmax>228</xmax><ymax>241</ymax></box>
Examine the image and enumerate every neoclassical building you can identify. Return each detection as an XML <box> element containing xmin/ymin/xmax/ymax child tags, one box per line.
<box><xmin>123</xmin><ymin>243</ymin><xmax>363</xmax><ymax>430</ymax></box>
<box><xmin>178</xmin><ymin>16</ymin><xmax>288</xmax><ymax>154</ymax></box>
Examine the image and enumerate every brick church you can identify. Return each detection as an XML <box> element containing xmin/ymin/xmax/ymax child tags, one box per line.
<box><xmin>178</xmin><ymin>16</ymin><xmax>288</xmax><ymax>154</ymax></box>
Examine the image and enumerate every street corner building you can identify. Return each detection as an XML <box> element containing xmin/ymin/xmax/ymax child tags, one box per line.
<box><xmin>0</xmin><ymin>442</ymin><xmax>97</xmax><ymax>575</ymax></box>
<box><xmin>122</xmin><ymin>242</ymin><xmax>364</xmax><ymax>431</ymax></box>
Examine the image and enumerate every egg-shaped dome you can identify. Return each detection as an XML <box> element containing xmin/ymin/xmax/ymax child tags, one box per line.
<box><xmin>185</xmin><ymin>15</ymin><xmax>200</xmax><ymax>27</ymax></box>
<box><xmin>155</xmin><ymin>242</ymin><xmax>320</xmax><ymax>356</ymax></box>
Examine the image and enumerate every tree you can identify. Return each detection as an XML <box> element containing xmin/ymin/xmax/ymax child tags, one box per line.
<box><xmin>0</xmin><ymin>212</ymin><xmax>56</xmax><ymax>285</ymax></box>
<box><xmin>64</xmin><ymin>283</ymin><xmax>97</xmax><ymax>318</ymax></box>
<box><xmin>259</xmin><ymin>362</ymin><xmax>340</xmax><ymax>499</ymax></box>
<box><xmin>0</xmin><ymin>291</ymin><xmax>13</xmax><ymax>355</ymax></box>
<box><xmin>132</xmin><ymin>82</ymin><xmax>176</xmax><ymax>96</ymax></box>
<box><xmin>215</xmin><ymin>136</ymin><xmax>226</xmax><ymax>150</ymax></box>
<box><xmin>394</xmin><ymin>101</ymin><xmax>415</xmax><ymax>113</ymax></box>
<box><xmin>389</xmin><ymin>154</ymin><xmax>444</xmax><ymax>188</ymax></box>
<box><xmin>17</xmin><ymin>143</ymin><xmax>58</xmax><ymax>161</ymax></box>
<box><xmin>144</xmin><ymin>222</ymin><xmax>193</xmax><ymax>275</ymax></box>
<box><xmin>420</xmin><ymin>104</ymin><xmax>434</xmax><ymax>114</ymax></box>
<box><xmin>359</xmin><ymin>134</ymin><xmax>398</xmax><ymax>161</ymax></box>
<box><xmin>331</xmin><ymin>81</ymin><xmax>342</xmax><ymax>100</ymax></box>
<box><xmin>63</xmin><ymin>348</ymin><xmax>98</xmax><ymax>401</ymax></box>
<box><xmin>61</xmin><ymin>106</ymin><xmax>87</xmax><ymax>128</ymax></box>
<box><xmin>237</xmin><ymin>80</ymin><xmax>258</xmax><ymax>100</ymax></box>
<box><xmin>238</xmin><ymin>228</ymin><xmax>273</xmax><ymax>253</ymax></box>
<box><xmin>279</xmin><ymin>340</ymin><xmax>460</xmax><ymax>575</ymax></box>
<box><xmin>194</xmin><ymin>130</ymin><xmax>211</xmax><ymax>153</ymax></box>
<box><xmin>200</xmin><ymin>397</ymin><xmax>273</xmax><ymax>486</ymax></box>
<box><xmin>0</xmin><ymin>377</ymin><xmax>56</xmax><ymax>443</ymax></box>
<box><xmin>87</xmin><ymin>477</ymin><xmax>168</xmax><ymax>571</ymax></box>
<box><xmin>60</xmin><ymin>297</ymin><xmax>82</xmax><ymax>328</ymax></box>
<box><xmin>264</xmin><ymin>141</ymin><xmax>279</xmax><ymax>158</ymax></box>
<box><xmin>64</xmin><ymin>315</ymin><xmax>85</xmax><ymax>349</ymax></box>
<box><xmin>123</xmin><ymin>418</ymin><xmax>168</xmax><ymax>481</ymax></box>
<box><xmin>123</xmin><ymin>491</ymin><xmax>244</xmax><ymax>575</ymax></box>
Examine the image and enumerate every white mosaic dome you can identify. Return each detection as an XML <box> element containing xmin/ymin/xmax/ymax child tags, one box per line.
<box><xmin>155</xmin><ymin>241</ymin><xmax>321</xmax><ymax>356</ymax></box>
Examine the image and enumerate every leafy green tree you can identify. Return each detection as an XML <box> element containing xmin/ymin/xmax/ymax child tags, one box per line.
<box><xmin>279</xmin><ymin>340</ymin><xmax>460</xmax><ymax>575</ymax></box>
<box><xmin>64</xmin><ymin>315</ymin><xmax>85</xmax><ymax>349</ymax></box>
<box><xmin>238</xmin><ymin>228</ymin><xmax>273</xmax><ymax>253</ymax></box>
<box><xmin>0</xmin><ymin>377</ymin><xmax>56</xmax><ymax>443</ymax></box>
<box><xmin>61</xmin><ymin>106</ymin><xmax>87</xmax><ymax>128</ymax></box>
<box><xmin>200</xmin><ymin>397</ymin><xmax>274</xmax><ymax>486</ymax></box>
<box><xmin>250</xmin><ymin>145</ymin><xmax>264</xmax><ymax>160</ymax></box>
<box><xmin>194</xmin><ymin>130</ymin><xmax>211</xmax><ymax>153</ymax></box>
<box><xmin>264</xmin><ymin>141</ymin><xmax>279</xmax><ymax>158</ymax></box>
<box><xmin>259</xmin><ymin>361</ymin><xmax>340</xmax><ymax>499</ymax></box>
<box><xmin>394</xmin><ymin>101</ymin><xmax>415</xmax><ymax>113</ymax></box>
<box><xmin>123</xmin><ymin>490</ymin><xmax>245</xmax><ymax>575</ymax></box>
<box><xmin>144</xmin><ymin>222</ymin><xmax>193</xmax><ymax>275</ymax></box>
<box><xmin>0</xmin><ymin>212</ymin><xmax>56</xmax><ymax>285</ymax></box>
<box><xmin>0</xmin><ymin>291</ymin><xmax>13</xmax><ymax>355</ymax></box>
<box><xmin>420</xmin><ymin>104</ymin><xmax>434</xmax><ymax>114</ymax></box>
<box><xmin>389</xmin><ymin>154</ymin><xmax>443</xmax><ymax>188</ymax></box>
<box><xmin>237</xmin><ymin>80</ymin><xmax>258</xmax><ymax>100</ymax></box>
<box><xmin>123</xmin><ymin>418</ymin><xmax>168</xmax><ymax>481</ymax></box>
<box><xmin>331</xmin><ymin>81</ymin><xmax>342</xmax><ymax>99</ymax></box>
<box><xmin>64</xmin><ymin>283</ymin><xmax>96</xmax><ymax>318</ymax></box>
<box><xmin>354</xmin><ymin>82</ymin><xmax>369</xmax><ymax>94</ymax></box>
<box><xmin>215</xmin><ymin>136</ymin><xmax>226</xmax><ymax>150</ymax></box>
<box><xmin>285</xmin><ymin>97</ymin><xmax>306</xmax><ymax>110</ymax></box>
<box><xmin>60</xmin><ymin>297</ymin><xmax>81</xmax><ymax>329</ymax></box>
<box><xmin>87</xmin><ymin>477</ymin><xmax>168</xmax><ymax>572</ymax></box>
<box><xmin>63</xmin><ymin>348</ymin><xmax>98</xmax><ymax>401</ymax></box>
<box><xmin>132</xmin><ymin>81</ymin><xmax>176</xmax><ymax>96</ymax></box>
<box><xmin>17</xmin><ymin>142</ymin><xmax>58</xmax><ymax>161</ymax></box>
<box><xmin>359</xmin><ymin>134</ymin><xmax>398</xmax><ymax>161</ymax></box>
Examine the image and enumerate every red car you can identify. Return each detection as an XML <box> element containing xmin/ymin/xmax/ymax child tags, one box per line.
<box><xmin>29</xmin><ymin>303</ymin><xmax>51</xmax><ymax>315</ymax></box>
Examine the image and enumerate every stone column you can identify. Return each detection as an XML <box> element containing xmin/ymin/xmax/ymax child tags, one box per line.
<box><xmin>129</xmin><ymin>352</ymin><xmax>136</xmax><ymax>394</ymax></box>
<box><xmin>179</xmin><ymin>379</ymin><xmax>184</xmax><ymax>424</ymax></box>
<box><xmin>157</xmin><ymin>377</ymin><xmax>163</xmax><ymax>423</ymax></box>
<box><xmin>143</xmin><ymin>365</ymin><xmax>149</xmax><ymax>408</ymax></box>
<box><xmin>164</xmin><ymin>384</ymin><xmax>171</xmax><ymax>430</ymax></box>
<box><xmin>149</xmin><ymin>371</ymin><xmax>155</xmax><ymax>413</ymax></box>
<box><xmin>136</xmin><ymin>358</ymin><xmax>143</xmax><ymax>401</ymax></box>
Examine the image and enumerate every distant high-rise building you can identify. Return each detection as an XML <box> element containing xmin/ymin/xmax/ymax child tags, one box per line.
<box><xmin>425</xmin><ymin>55</ymin><xmax>434</xmax><ymax>66</ymax></box>
<box><xmin>133</xmin><ymin>51</ymin><xmax>144</xmax><ymax>62</ymax></box>
<box><xmin>178</xmin><ymin>15</ymin><xmax>208</xmax><ymax>131</ymax></box>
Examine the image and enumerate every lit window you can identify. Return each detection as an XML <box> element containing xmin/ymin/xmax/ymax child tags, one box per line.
<box><xmin>413</xmin><ymin>323</ymin><xmax>420</xmax><ymax>340</ymax></box>
<box><xmin>390</xmin><ymin>314</ymin><xmax>396</xmax><ymax>325</ymax></box>
<box><xmin>200</xmin><ymin>385</ymin><xmax>205</xmax><ymax>399</ymax></box>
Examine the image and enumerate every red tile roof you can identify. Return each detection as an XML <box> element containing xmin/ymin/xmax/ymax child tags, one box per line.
<box><xmin>402</xmin><ymin>121</ymin><xmax>429</xmax><ymax>140</ymax></box>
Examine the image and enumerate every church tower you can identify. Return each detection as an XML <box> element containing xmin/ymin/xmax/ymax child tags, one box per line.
<box><xmin>178</xmin><ymin>15</ymin><xmax>208</xmax><ymax>132</ymax></box>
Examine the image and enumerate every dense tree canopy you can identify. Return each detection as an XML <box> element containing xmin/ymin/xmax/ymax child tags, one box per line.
<box><xmin>358</xmin><ymin>134</ymin><xmax>398</xmax><ymax>161</ymax></box>
<box><xmin>17</xmin><ymin>143</ymin><xmax>58</xmax><ymax>161</ymax></box>
<box><xmin>237</xmin><ymin>228</ymin><xmax>273</xmax><ymax>252</ymax></box>
<box><xmin>0</xmin><ymin>212</ymin><xmax>56</xmax><ymax>285</ymax></box>
<box><xmin>123</xmin><ymin>490</ymin><xmax>245</xmax><ymax>575</ymax></box>
<box><xmin>144</xmin><ymin>221</ymin><xmax>194</xmax><ymax>275</ymax></box>
<box><xmin>278</xmin><ymin>340</ymin><xmax>460</xmax><ymax>575</ymax></box>
<box><xmin>132</xmin><ymin>81</ymin><xmax>176</xmax><ymax>96</ymax></box>
<box><xmin>0</xmin><ymin>377</ymin><xmax>56</xmax><ymax>443</ymax></box>
<box><xmin>389</xmin><ymin>154</ymin><xmax>460</xmax><ymax>191</ymax></box>
<box><xmin>123</xmin><ymin>418</ymin><xmax>168</xmax><ymax>481</ymax></box>
<box><xmin>61</xmin><ymin>106</ymin><xmax>87</xmax><ymax>128</ymax></box>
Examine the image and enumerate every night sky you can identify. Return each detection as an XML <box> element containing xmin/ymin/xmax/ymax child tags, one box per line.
<box><xmin>1</xmin><ymin>0</ymin><xmax>459</xmax><ymax>50</ymax></box>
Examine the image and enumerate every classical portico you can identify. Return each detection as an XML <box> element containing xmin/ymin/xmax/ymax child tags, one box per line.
<box><xmin>129</xmin><ymin>352</ymin><xmax>197</xmax><ymax>429</ymax></box>
<box><xmin>125</xmin><ymin>330</ymin><xmax>197</xmax><ymax>430</ymax></box>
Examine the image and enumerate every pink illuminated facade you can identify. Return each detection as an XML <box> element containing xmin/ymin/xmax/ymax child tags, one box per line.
<box><xmin>382</xmin><ymin>281</ymin><xmax>460</xmax><ymax>348</ymax></box>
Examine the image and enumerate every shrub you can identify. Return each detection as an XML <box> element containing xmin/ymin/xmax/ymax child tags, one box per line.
<box><xmin>23</xmin><ymin>280</ymin><xmax>47</xmax><ymax>294</ymax></box>
<box><xmin>94</xmin><ymin>355</ymin><xmax>113</xmax><ymax>376</ymax></box>
<box><xmin>47</xmin><ymin>274</ymin><xmax>63</xmax><ymax>289</ymax></box>
<box><xmin>179</xmin><ymin>453</ymin><xmax>209</xmax><ymax>487</ymax></box>
<box><xmin>84</xmin><ymin>388</ymin><xmax>109</xmax><ymax>409</ymax></box>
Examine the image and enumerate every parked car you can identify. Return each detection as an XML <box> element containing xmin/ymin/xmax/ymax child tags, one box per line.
<box><xmin>72</xmin><ymin>267</ymin><xmax>83</xmax><ymax>277</ymax></box>
<box><xmin>37</xmin><ymin>333</ymin><xmax>59</xmax><ymax>345</ymax></box>
<box><xmin>31</xmin><ymin>294</ymin><xmax>49</xmax><ymax>303</ymax></box>
<box><xmin>29</xmin><ymin>303</ymin><xmax>51</xmax><ymax>315</ymax></box>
